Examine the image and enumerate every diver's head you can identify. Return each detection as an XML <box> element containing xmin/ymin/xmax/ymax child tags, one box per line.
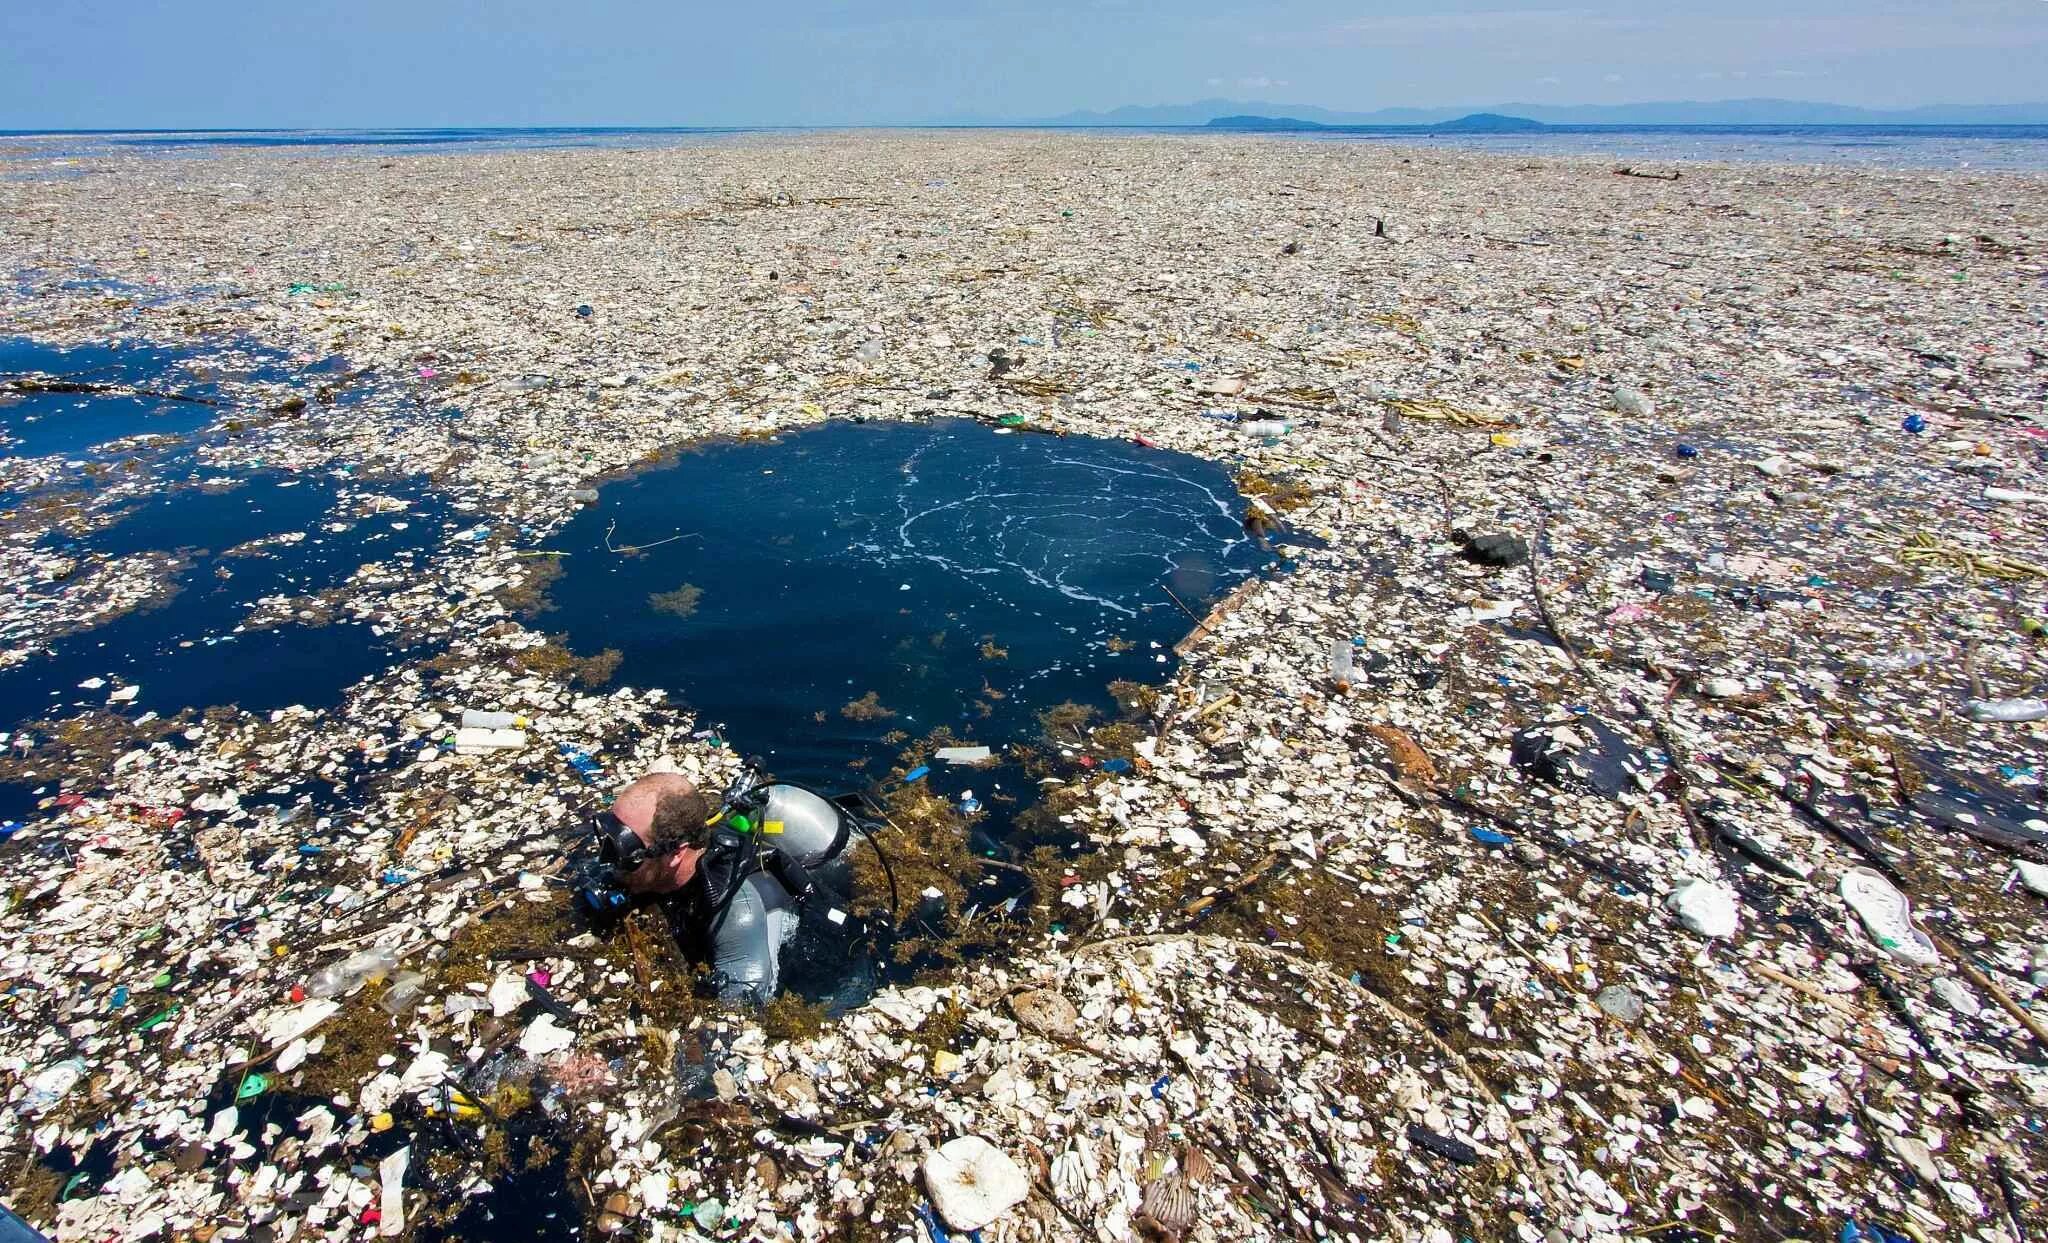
<box><xmin>600</xmin><ymin>772</ymin><xmax>713</xmax><ymax>893</ymax></box>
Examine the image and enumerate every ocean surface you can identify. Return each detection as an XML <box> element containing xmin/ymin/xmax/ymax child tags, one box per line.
<box><xmin>547</xmin><ymin>419</ymin><xmax>1263</xmax><ymax>795</ymax></box>
<box><xmin>3</xmin><ymin>124</ymin><xmax>2048</xmax><ymax>171</ymax></box>
<box><xmin>0</xmin><ymin>335</ymin><xmax>451</xmax><ymax>743</ymax></box>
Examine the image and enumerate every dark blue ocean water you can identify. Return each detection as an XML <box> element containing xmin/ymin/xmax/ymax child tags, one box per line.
<box><xmin>5</xmin><ymin>124</ymin><xmax>2048</xmax><ymax>170</ymax></box>
<box><xmin>0</xmin><ymin>336</ymin><xmax>449</xmax><ymax>733</ymax></box>
<box><xmin>0</xmin><ymin>336</ymin><xmax>280</xmax><ymax>457</ymax></box>
<box><xmin>546</xmin><ymin>419</ymin><xmax>1262</xmax><ymax>793</ymax></box>
<box><xmin>0</xmin><ymin>469</ymin><xmax>449</xmax><ymax>728</ymax></box>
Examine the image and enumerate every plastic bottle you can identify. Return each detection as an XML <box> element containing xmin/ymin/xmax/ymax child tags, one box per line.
<box><xmin>460</xmin><ymin>709</ymin><xmax>527</xmax><ymax>730</ymax></box>
<box><xmin>379</xmin><ymin>971</ymin><xmax>427</xmax><ymax>1016</ymax></box>
<box><xmin>1329</xmin><ymin>639</ymin><xmax>1358</xmax><ymax>692</ymax></box>
<box><xmin>1611</xmin><ymin>387</ymin><xmax>1655</xmax><ymax>417</ymax></box>
<box><xmin>958</xmin><ymin>790</ymin><xmax>982</xmax><ymax>815</ymax></box>
<box><xmin>1964</xmin><ymin>697</ymin><xmax>2048</xmax><ymax>723</ymax></box>
<box><xmin>307</xmin><ymin>945</ymin><xmax>400</xmax><ymax>999</ymax></box>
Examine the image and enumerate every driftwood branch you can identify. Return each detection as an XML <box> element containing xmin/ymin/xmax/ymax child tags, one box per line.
<box><xmin>1</xmin><ymin>376</ymin><xmax>222</xmax><ymax>406</ymax></box>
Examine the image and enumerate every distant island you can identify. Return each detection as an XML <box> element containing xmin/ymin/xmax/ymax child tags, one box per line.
<box><xmin>1430</xmin><ymin>112</ymin><xmax>1546</xmax><ymax>133</ymax></box>
<box><xmin>1205</xmin><ymin>115</ymin><xmax>1329</xmax><ymax>131</ymax></box>
<box><xmin>1040</xmin><ymin>97</ymin><xmax>2048</xmax><ymax>127</ymax></box>
<box><xmin>1205</xmin><ymin>112</ymin><xmax>1547</xmax><ymax>133</ymax></box>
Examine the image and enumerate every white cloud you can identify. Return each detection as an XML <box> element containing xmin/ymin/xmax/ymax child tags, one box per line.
<box><xmin>1536</xmin><ymin>75</ymin><xmax>1562</xmax><ymax>85</ymax></box>
<box><xmin>1602</xmin><ymin>72</ymin><xmax>1622</xmax><ymax>83</ymax></box>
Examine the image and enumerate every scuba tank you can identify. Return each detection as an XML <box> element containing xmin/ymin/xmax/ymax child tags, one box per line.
<box><xmin>742</xmin><ymin>784</ymin><xmax>852</xmax><ymax>868</ymax></box>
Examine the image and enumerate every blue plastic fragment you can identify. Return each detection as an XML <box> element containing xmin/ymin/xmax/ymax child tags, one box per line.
<box><xmin>1150</xmin><ymin>1074</ymin><xmax>1171</xmax><ymax>1099</ymax></box>
<box><xmin>1469</xmin><ymin>826</ymin><xmax>1512</xmax><ymax>846</ymax></box>
<box><xmin>1100</xmin><ymin>758</ymin><xmax>1132</xmax><ymax>773</ymax></box>
<box><xmin>914</xmin><ymin>1202</ymin><xmax>982</xmax><ymax>1243</ymax></box>
<box><xmin>903</xmin><ymin>765</ymin><xmax>930</xmax><ymax>783</ymax></box>
<box><xmin>1902</xmin><ymin>413</ymin><xmax>1926</xmax><ymax>433</ymax></box>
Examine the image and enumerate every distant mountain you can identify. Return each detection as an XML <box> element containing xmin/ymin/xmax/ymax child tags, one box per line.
<box><xmin>1430</xmin><ymin>113</ymin><xmax>1546</xmax><ymax>133</ymax></box>
<box><xmin>1034</xmin><ymin>97</ymin><xmax>2048</xmax><ymax>127</ymax></box>
<box><xmin>1206</xmin><ymin>112</ymin><xmax>1547</xmax><ymax>133</ymax></box>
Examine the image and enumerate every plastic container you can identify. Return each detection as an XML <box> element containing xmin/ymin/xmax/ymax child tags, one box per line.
<box><xmin>454</xmin><ymin>726</ymin><xmax>528</xmax><ymax>754</ymax></box>
<box><xmin>379</xmin><ymin>971</ymin><xmax>427</xmax><ymax>1016</ymax></box>
<box><xmin>1964</xmin><ymin>697</ymin><xmax>2048</xmax><ymax>723</ymax></box>
<box><xmin>307</xmin><ymin>945</ymin><xmax>400</xmax><ymax>999</ymax></box>
<box><xmin>1611</xmin><ymin>387</ymin><xmax>1655</xmax><ymax>417</ymax></box>
<box><xmin>460</xmin><ymin>709</ymin><xmax>528</xmax><ymax>730</ymax></box>
<box><xmin>1329</xmin><ymin>639</ymin><xmax>1358</xmax><ymax>691</ymax></box>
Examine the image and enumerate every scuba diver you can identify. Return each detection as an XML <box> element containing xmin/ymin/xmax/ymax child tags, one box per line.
<box><xmin>580</xmin><ymin>766</ymin><xmax>873</xmax><ymax>1004</ymax></box>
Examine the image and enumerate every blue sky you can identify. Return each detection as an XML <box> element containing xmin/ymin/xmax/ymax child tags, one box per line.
<box><xmin>3</xmin><ymin>0</ymin><xmax>2045</xmax><ymax>128</ymax></box>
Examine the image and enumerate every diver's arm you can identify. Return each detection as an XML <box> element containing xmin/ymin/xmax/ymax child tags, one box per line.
<box><xmin>707</xmin><ymin>877</ymin><xmax>784</xmax><ymax>1004</ymax></box>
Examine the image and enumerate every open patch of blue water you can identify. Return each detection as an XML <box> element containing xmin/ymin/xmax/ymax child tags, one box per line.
<box><xmin>547</xmin><ymin>419</ymin><xmax>1260</xmax><ymax>791</ymax></box>
<box><xmin>0</xmin><ymin>471</ymin><xmax>451</xmax><ymax>726</ymax></box>
<box><xmin>0</xmin><ymin>337</ymin><xmax>245</xmax><ymax>457</ymax></box>
<box><xmin>0</xmin><ymin>333</ymin><xmax>361</xmax><ymax>463</ymax></box>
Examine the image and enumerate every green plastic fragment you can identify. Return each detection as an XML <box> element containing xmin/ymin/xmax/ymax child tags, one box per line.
<box><xmin>236</xmin><ymin>1072</ymin><xmax>269</xmax><ymax>1101</ymax></box>
<box><xmin>137</xmin><ymin>1004</ymin><xmax>180</xmax><ymax>1032</ymax></box>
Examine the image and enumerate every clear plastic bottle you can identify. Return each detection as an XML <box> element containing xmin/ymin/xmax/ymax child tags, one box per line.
<box><xmin>460</xmin><ymin>709</ymin><xmax>527</xmax><ymax>730</ymax></box>
<box><xmin>1329</xmin><ymin>639</ymin><xmax>1358</xmax><ymax>692</ymax></box>
<box><xmin>307</xmin><ymin>945</ymin><xmax>400</xmax><ymax>999</ymax></box>
<box><xmin>1965</xmin><ymin>697</ymin><xmax>2048</xmax><ymax>723</ymax></box>
<box><xmin>379</xmin><ymin>971</ymin><xmax>427</xmax><ymax>1016</ymax></box>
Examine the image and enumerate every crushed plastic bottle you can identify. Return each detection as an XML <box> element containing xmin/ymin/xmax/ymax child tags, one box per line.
<box><xmin>379</xmin><ymin>971</ymin><xmax>427</xmax><ymax>1016</ymax></box>
<box><xmin>307</xmin><ymin>945</ymin><xmax>400</xmax><ymax>999</ymax></box>
<box><xmin>1611</xmin><ymin>386</ymin><xmax>1655</xmax><ymax>417</ymax></box>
